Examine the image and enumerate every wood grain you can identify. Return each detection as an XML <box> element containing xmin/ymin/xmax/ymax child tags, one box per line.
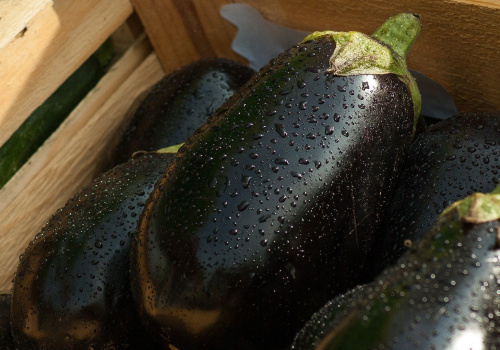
<box><xmin>134</xmin><ymin>0</ymin><xmax>500</xmax><ymax>113</ymax></box>
<box><xmin>0</xmin><ymin>0</ymin><xmax>134</xmax><ymax>148</ymax></box>
<box><xmin>0</xmin><ymin>0</ymin><xmax>52</xmax><ymax>50</ymax></box>
<box><xmin>0</xmin><ymin>35</ymin><xmax>163</xmax><ymax>291</ymax></box>
<box><xmin>130</xmin><ymin>0</ymin><xmax>202</xmax><ymax>72</ymax></box>
<box><xmin>451</xmin><ymin>0</ymin><xmax>500</xmax><ymax>9</ymax></box>
<box><xmin>110</xmin><ymin>14</ymin><xmax>146</xmax><ymax>59</ymax></box>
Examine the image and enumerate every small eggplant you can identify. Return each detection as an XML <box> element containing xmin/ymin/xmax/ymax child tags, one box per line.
<box><xmin>292</xmin><ymin>186</ymin><xmax>500</xmax><ymax>349</ymax></box>
<box><xmin>10</xmin><ymin>150</ymin><xmax>176</xmax><ymax>349</ymax></box>
<box><xmin>370</xmin><ymin>112</ymin><xmax>500</xmax><ymax>275</ymax></box>
<box><xmin>112</xmin><ymin>58</ymin><xmax>255</xmax><ymax>166</ymax></box>
<box><xmin>131</xmin><ymin>13</ymin><xmax>421</xmax><ymax>350</ymax></box>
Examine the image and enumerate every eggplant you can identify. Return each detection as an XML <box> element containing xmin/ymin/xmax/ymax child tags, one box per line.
<box><xmin>131</xmin><ymin>13</ymin><xmax>421</xmax><ymax>350</ymax></box>
<box><xmin>292</xmin><ymin>186</ymin><xmax>500</xmax><ymax>349</ymax></box>
<box><xmin>10</xmin><ymin>150</ymin><xmax>176</xmax><ymax>349</ymax></box>
<box><xmin>370</xmin><ymin>112</ymin><xmax>500</xmax><ymax>275</ymax></box>
<box><xmin>0</xmin><ymin>294</ymin><xmax>14</xmax><ymax>350</ymax></box>
<box><xmin>112</xmin><ymin>58</ymin><xmax>255</xmax><ymax>166</ymax></box>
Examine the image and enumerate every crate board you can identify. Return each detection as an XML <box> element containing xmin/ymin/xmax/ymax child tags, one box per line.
<box><xmin>0</xmin><ymin>0</ymin><xmax>133</xmax><ymax>147</ymax></box>
<box><xmin>0</xmin><ymin>0</ymin><xmax>52</xmax><ymax>50</ymax></box>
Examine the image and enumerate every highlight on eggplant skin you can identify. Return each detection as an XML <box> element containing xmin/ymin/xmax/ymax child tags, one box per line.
<box><xmin>292</xmin><ymin>188</ymin><xmax>500</xmax><ymax>350</ymax></box>
<box><xmin>369</xmin><ymin>112</ymin><xmax>500</xmax><ymax>275</ymax></box>
<box><xmin>111</xmin><ymin>58</ymin><xmax>255</xmax><ymax>167</ymax></box>
<box><xmin>130</xmin><ymin>13</ymin><xmax>420</xmax><ymax>350</ymax></box>
<box><xmin>10</xmin><ymin>152</ymin><xmax>173</xmax><ymax>350</ymax></box>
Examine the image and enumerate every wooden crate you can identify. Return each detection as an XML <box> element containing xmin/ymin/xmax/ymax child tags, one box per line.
<box><xmin>0</xmin><ymin>0</ymin><xmax>499</xmax><ymax>292</ymax></box>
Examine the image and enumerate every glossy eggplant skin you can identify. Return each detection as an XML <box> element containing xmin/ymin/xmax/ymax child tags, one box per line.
<box><xmin>11</xmin><ymin>152</ymin><xmax>173</xmax><ymax>350</ymax></box>
<box><xmin>292</xmin><ymin>197</ymin><xmax>500</xmax><ymax>350</ymax></box>
<box><xmin>131</xmin><ymin>35</ymin><xmax>415</xmax><ymax>350</ymax></box>
<box><xmin>112</xmin><ymin>58</ymin><xmax>255</xmax><ymax>166</ymax></box>
<box><xmin>0</xmin><ymin>294</ymin><xmax>14</xmax><ymax>350</ymax></box>
<box><xmin>371</xmin><ymin>113</ymin><xmax>500</xmax><ymax>274</ymax></box>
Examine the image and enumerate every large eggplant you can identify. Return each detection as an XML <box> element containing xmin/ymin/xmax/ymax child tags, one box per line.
<box><xmin>292</xmin><ymin>185</ymin><xmax>500</xmax><ymax>349</ymax></box>
<box><xmin>112</xmin><ymin>58</ymin><xmax>255</xmax><ymax>166</ymax></box>
<box><xmin>131</xmin><ymin>13</ymin><xmax>421</xmax><ymax>350</ymax></box>
<box><xmin>10</xmin><ymin>150</ymin><xmax>175</xmax><ymax>349</ymax></box>
<box><xmin>369</xmin><ymin>112</ymin><xmax>500</xmax><ymax>275</ymax></box>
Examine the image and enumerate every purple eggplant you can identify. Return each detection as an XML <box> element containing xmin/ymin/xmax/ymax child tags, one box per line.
<box><xmin>131</xmin><ymin>13</ymin><xmax>421</xmax><ymax>350</ymax></box>
<box><xmin>10</xmin><ymin>151</ymin><xmax>175</xmax><ymax>349</ymax></box>
<box><xmin>369</xmin><ymin>112</ymin><xmax>500</xmax><ymax>277</ymax></box>
<box><xmin>292</xmin><ymin>186</ymin><xmax>500</xmax><ymax>349</ymax></box>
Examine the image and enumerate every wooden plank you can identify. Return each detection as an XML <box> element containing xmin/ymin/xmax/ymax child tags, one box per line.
<box><xmin>0</xmin><ymin>36</ymin><xmax>163</xmax><ymax>292</ymax></box>
<box><xmin>191</xmin><ymin>0</ymin><xmax>247</xmax><ymax>62</ymax></box>
<box><xmin>451</xmin><ymin>0</ymin><xmax>500</xmax><ymax>9</ymax></box>
<box><xmin>134</xmin><ymin>0</ymin><xmax>500</xmax><ymax>113</ymax></box>
<box><xmin>111</xmin><ymin>13</ymin><xmax>146</xmax><ymax>58</ymax></box>
<box><xmin>130</xmin><ymin>0</ymin><xmax>203</xmax><ymax>73</ymax></box>
<box><xmin>0</xmin><ymin>0</ymin><xmax>134</xmax><ymax>148</ymax></box>
<box><xmin>0</xmin><ymin>0</ymin><xmax>52</xmax><ymax>50</ymax></box>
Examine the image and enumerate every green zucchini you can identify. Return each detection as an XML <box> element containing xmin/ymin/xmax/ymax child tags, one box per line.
<box><xmin>0</xmin><ymin>39</ymin><xmax>114</xmax><ymax>190</ymax></box>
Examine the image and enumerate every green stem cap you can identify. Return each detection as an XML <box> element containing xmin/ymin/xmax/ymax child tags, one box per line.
<box><xmin>302</xmin><ymin>13</ymin><xmax>422</xmax><ymax>134</ymax></box>
<box><xmin>441</xmin><ymin>182</ymin><xmax>500</xmax><ymax>224</ymax></box>
<box><xmin>157</xmin><ymin>142</ymin><xmax>184</xmax><ymax>154</ymax></box>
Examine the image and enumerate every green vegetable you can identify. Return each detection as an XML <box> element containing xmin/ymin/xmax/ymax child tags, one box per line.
<box><xmin>0</xmin><ymin>39</ymin><xmax>114</xmax><ymax>189</ymax></box>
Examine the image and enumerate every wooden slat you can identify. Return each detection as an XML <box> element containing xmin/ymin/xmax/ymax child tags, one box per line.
<box><xmin>0</xmin><ymin>35</ymin><xmax>163</xmax><ymax>291</ymax></box>
<box><xmin>451</xmin><ymin>0</ymin><xmax>500</xmax><ymax>9</ymax></box>
<box><xmin>0</xmin><ymin>0</ymin><xmax>134</xmax><ymax>147</ymax></box>
<box><xmin>0</xmin><ymin>0</ymin><xmax>52</xmax><ymax>50</ymax></box>
<box><xmin>129</xmin><ymin>0</ymin><xmax>203</xmax><ymax>73</ymax></box>
<box><xmin>111</xmin><ymin>13</ymin><xmax>146</xmax><ymax>58</ymax></box>
<box><xmin>133</xmin><ymin>0</ymin><xmax>500</xmax><ymax>113</ymax></box>
<box><xmin>191</xmin><ymin>0</ymin><xmax>247</xmax><ymax>62</ymax></box>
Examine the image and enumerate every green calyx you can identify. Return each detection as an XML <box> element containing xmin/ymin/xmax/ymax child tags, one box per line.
<box><xmin>157</xmin><ymin>142</ymin><xmax>184</xmax><ymax>154</ymax></box>
<box><xmin>440</xmin><ymin>187</ymin><xmax>500</xmax><ymax>225</ymax></box>
<box><xmin>302</xmin><ymin>13</ymin><xmax>422</xmax><ymax>133</ymax></box>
